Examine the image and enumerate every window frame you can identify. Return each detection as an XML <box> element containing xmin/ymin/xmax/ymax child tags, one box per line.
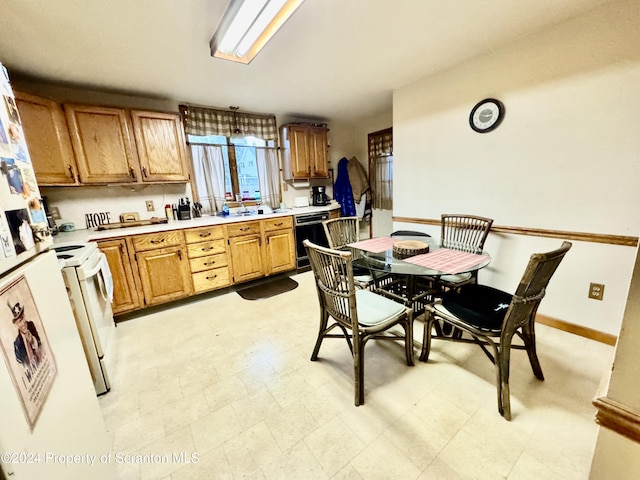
<box><xmin>188</xmin><ymin>134</ymin><xmax>276</xmax><ymax>207</ymax></box>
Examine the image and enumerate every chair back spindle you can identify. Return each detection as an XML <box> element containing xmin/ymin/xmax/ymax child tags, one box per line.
<box><xmin>441</xmin><ymin>214</ymin><xmax>493</xmax><ymax>253</ymax></box>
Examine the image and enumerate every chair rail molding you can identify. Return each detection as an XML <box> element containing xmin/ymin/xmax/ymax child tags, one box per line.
<box><xmin>392</xmin><ymin>217</ymin><xmax>638</xmax><ymax>247</ymax></box>
<box><xmin>593</xmin><ymin>396</ymin><xmax>640</xmax><ymax>444</ymax></box>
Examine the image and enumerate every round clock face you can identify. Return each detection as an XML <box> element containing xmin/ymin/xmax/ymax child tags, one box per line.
<box><xmin>470</xmin><ymin>98</ymin><xmax>504</xmax><ymax>133</ymax></box>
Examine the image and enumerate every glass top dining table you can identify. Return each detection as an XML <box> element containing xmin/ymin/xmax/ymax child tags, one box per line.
<box><xmin>348</xmin><ymin>235</ymin><xmax>491</xmax><ymax>278</ymax></box>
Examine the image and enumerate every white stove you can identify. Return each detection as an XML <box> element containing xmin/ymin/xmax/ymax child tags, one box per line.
<box><xmin>53</xmin><ymin>241</ymin><xmax>114</xmax><ymax>395</ymax></box>
<box><xmin>52</xmin><ymin>241</ymin><xmax>98</xmax><ymax>267</ymax></box>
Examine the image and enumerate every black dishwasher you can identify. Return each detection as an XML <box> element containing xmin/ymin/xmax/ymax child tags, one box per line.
<box><xmin>294</xmin><ymin>212</ymin><xmax>330</xmax><ymax>269</ymax></box>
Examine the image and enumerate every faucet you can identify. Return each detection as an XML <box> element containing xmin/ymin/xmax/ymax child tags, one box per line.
<box><xmin>239</xmin><ymin>201</ymin><xmax>248</xmax><ymax>213</ymax></box>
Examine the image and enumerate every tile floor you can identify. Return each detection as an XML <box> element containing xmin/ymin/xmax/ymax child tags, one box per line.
<box><xmin>98</xmin><ymin>271</ymin><xmax>614</xmax><ymax>480</ymax></box>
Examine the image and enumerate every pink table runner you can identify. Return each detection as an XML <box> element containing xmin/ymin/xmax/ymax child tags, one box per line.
<box><xmin>403</xmin><ymin>248</ymin><xmax>487</xmax><ymax>274</ymax></box>
<box><xmin>347</xmin><ymin>237</ymin><xmax>397</xmax><ymax>253</ymax></box>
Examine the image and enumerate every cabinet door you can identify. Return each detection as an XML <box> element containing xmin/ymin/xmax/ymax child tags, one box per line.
<box><xmin>228</xmin><ymin>235</ymin><xmax>264</xmax><ymax>283</ymax></box>
<box><xmin>97</xmin><ymin>238</ymin><xmax>142</xmax><ymax>315</ymax></box>
<box><xmin>265</xmin><ymin>229</ymin><xmax>295</xmax><ymax>274</ymax></box>
<box><xmin>14</xmin><ymin>91</ymin><xmax>78</xmax><ymax>185</ymax></box>
<box><xmin>288</xmin><ymin>126</ymin><xmax>311</xmax><ymax>178</ymax></box>
<box><xmin>136</xmin><ymin>246</ymin><xmax>192</xmax><ymax>306</ymax></box>
<box><xmin>308</xmin><ymin>127</ymin><xmax>328</xmax><ymax>178</ymax></box>
<box><xmin>65</xmin><ymin>104</ymin><xmax>139</xmax><ymax>183</ymax></box>
<box><xmin>130</xmin><ymin>110</ymin><xmax>190</xmax><ymax>183</ymax></box>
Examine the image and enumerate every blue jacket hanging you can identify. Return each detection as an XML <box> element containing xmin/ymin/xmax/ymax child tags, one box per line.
<box><xmin>334</xmin><ymin>157</ymin><xmax>356</xmax><ymax>217</ymax></box>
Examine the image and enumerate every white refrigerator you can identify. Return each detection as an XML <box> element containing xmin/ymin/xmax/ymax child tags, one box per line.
<box><xmin>0</xmin><ymin>62</ymin><xmax>116</xmax><ymax>479</ymax></box>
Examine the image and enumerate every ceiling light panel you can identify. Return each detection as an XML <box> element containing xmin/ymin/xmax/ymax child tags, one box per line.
<box><xmin>210</xmin><ymin>0</ymin><xmax>304</xmax><ymax>64</ymax></box>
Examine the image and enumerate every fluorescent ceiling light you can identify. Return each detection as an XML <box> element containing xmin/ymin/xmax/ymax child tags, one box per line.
<box><xmin>210</xmin><ymin>0</ymin><xmax>304</xmax><ymax>64</ymax></box>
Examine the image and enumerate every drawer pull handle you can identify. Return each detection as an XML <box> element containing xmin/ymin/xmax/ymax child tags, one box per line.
<box><xmin>199</xmin><ymin>232</ymin><xmax>212</xmax><ymax>237</ymax></box>
<box><xmin>150</xmin><ymin>239</ymin><xmax>165</xmax><ymax>244</ymax></box>
<box><xmin>201</xmin><ymin>246</ymin><xmax>214</xmax><ymax>251</ymax></box>
<box><xmin>240</xmin><ymin>227</ymin><xmax>250</xmax><ymax>231</ymax></box>
<box><xmin>274</xmin><ymin>222</ymin><xmax>283</xmax><ymax>226</ymax></box>
<box><xmin>206</xmin><ymin>275</ymin><xmax>218</xmax><ymax>280</ymax></box>
<box><xmin>68</xmin><ymin>165</ymin><xmax>76</xmax><ymax>181</ymax></box>
<box><xmin>204</xmin><ymin>261</ymin><xmax>216</xmax><ymax>266</ymax></box>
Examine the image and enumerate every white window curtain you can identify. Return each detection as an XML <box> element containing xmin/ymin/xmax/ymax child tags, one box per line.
<box><xmin>191</xmin><ymin>144</ymin><xmax>226</xmax><ymax>214</ymax></box>
<box><xmin>256</xmin><ymin>147</ymin><xmax>280</xmax><ymax>208</ymax></box>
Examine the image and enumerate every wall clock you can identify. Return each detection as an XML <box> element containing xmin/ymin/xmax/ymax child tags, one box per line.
<box><xmin>469</xmin><ymin>98</ymin><xmax>504</xmax><ymax>133</ymax></box>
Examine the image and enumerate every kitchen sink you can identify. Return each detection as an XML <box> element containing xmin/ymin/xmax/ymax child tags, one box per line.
<box><xmin>231</xmin><ymin>211</ymin><xmax>258</xmax><ymax>217</ymax></box>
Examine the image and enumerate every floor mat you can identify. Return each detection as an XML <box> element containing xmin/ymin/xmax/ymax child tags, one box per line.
<box><xmin>236</xmin><ymin>277</ymin><xmax>299</xmax><ymax>300</ymax></box>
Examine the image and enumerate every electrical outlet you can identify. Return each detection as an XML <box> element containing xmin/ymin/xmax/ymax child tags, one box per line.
<box><xmin>50</xmin><ymin>206</ymin><xmax>61</xmax><ymax>220</ymax></box>
<box><xmin>589</xmin><ymin>282</ymin><xmax>605</xmax><ymax>301</ymax></box>
<box><xmin>145</xmin><ymin>200</ymin><xmax>154</xmax><ymax>212</ymax></box>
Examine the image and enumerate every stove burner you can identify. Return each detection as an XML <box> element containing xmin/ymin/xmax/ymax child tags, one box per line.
<box><xmin>57</xmin><ymin>254</ymin><xmax>73</xmax><ymax>259</ymax></box>
<box><xmin>53</xmin><ymin>245</ymin><xmax>84</xmax><ymax>252</ymax></box>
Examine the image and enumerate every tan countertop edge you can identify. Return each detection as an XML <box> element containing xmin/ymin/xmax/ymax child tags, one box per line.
<box><xmin>52</xmin><ymin>204</ymin><xmax>340</xmax><ymax>244</ymax></box>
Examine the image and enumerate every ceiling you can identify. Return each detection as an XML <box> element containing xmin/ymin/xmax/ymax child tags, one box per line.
<box><xmin>0</xmin><ymin>0</ymin><xmax>608</xmax><ymax>124</ymax></box>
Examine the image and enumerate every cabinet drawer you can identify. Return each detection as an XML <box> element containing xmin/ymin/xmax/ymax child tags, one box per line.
<box><xmin>226</xmin><ymin>220</ymin><xmax>261</xmax><ymax>237</ymax></box>
<box><xmin>184</xmin><ymin>226</ymin><xmax>224</xmax><ymax>244</ymax></box>
<box><xmin>132</xmin><ymin>231</ymin><xmax>184</xmax><ymax>251</ymax></box>
<box><xmin>192</xmin><ymin>267</ymin><xmax>230</xmax><ymax>293</ymax></box>
<box><xmin>263</xmin><ymin>216</ymin><xmax>293</xmax><ymax>232</ymax></box>
<box><xmin>186</xmin><ymin>239</ymin><xmax>226</xmax><ymax>258</ymax></box>
<box><xmin>189</xmin><ymin>253</ymin><xmax>227</xmax><ymax>273</ymax></box>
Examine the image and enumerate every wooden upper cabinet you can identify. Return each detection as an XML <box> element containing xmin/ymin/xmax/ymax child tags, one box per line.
<box><xmin>308</xmin><ymin>127</ymin><xmax>329</xmax><ymax>177</ymax></box>
<box><xmin>14</xmin><ymin>91</ymin><xmax>79</xmax><ymax>185</ymax></box>
<box><xmin>130</xmin><ymin>110</ymin><xmax>190</xmax><ymax>182</ymax></box>
<box><xmin>280</xmin><ymin>124</ymin><xmax>329</xmax><ymax>180</ymax></box>
<box><xmin>64</xmin><ymin>104</ymin><xmax>139</xmax><ymax>184</ymax></box>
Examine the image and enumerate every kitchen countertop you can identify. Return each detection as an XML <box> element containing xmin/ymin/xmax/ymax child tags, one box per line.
<box><xmin>52</xmin><ymin>203</ymin><xmax>340</xmax><ymax>245</ymax></box>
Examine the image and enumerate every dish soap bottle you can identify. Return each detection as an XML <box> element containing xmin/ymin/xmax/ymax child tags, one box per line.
<box><xmin>221</xmin><ymin>201</ymin><xmax>229</xmax><ymax>216</ymax></box>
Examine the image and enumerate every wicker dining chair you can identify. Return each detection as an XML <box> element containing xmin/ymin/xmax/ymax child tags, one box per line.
<box><xmin>304</xmin><ymin>240</ymin><xmax>414</xmax><ymax>406</ymax></box>
<box><xmin>322</xmin><ymin>216</ymin><xmax>373</xmax><ymax>289</ymax></box>
<box><xmin>438</xmin><ymin>214</ymin><xmax>494</xmax><ymax>291</ymax></box>
<box><xmin>420</xmin><ymin>241</ymin><xmax>572</xmax><ymax>420</ymax></box>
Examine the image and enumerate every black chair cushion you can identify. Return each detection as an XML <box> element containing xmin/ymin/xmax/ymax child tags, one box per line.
<box><xmin>352</xmin><ymin>264</ymin><xmax>371</xmax><ymax>277</ymax></box>
<box><xmin>441</xmin><ymin>284</ymin><xmax>513</xmax><ymax>331</ymax></box>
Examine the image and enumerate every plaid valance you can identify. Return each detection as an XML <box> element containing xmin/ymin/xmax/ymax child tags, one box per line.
<box><xmin>368</xmin><ymin>127</ymin><xmax>393</xmax><ymax>157</ymax></box>
<box><xmin>180</xmin><ymin>105</ymin><xmax>278</xmax><ymax>140</ymax></box>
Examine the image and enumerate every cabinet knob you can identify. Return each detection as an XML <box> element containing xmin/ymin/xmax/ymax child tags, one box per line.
<box><xmin>67</xmin><ymin>165</ymin><xmax>76</xmax><ymax>181</ymax></box>
<box><xmin>129</xmin><ymin>167</ymin><xmax>136</xmax><ymax>180</ymax></box>
<box><xmin>142</xmin><ymin>167</ymin><xmax>148</xmax><ymax>178</ymax></box>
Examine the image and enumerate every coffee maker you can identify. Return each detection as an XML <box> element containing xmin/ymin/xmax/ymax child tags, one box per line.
<box><xmin>312</xmin><ymin>186</ymin><xmax>329</xmax><ymax>206</ymax></box>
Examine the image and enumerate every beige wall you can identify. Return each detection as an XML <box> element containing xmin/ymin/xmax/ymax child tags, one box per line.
<box><xmin>392</xmin><ymin>0</ymin><xmax>640</xmax><ymax>336</ymax></box>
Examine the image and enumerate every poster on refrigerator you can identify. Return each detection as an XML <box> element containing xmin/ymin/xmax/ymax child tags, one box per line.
<box><xmin>0</xmin><ymin>275</ymin><xmax>57</xmax><ymax>430</ymax></box>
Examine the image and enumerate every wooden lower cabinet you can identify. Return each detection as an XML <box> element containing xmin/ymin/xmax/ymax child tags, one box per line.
<box><xmin>97</xmin><ymin>238</ymin><xmax>142</xmax><ymax>315</ymax></box>
<box><xmin>99</xmin><ymin>216</ymin><xmax>298</xmax><ymax>316</ymax></box>
<box><xmin>136</xmin><ymin>246</ymin><xmax>192</xmax><ymax>306</ymax></box>
<box><xmin>185</xmin><ymin>225</ymin><xmax>231</xmax><ymax>293</ymax></box>
<box><xmin>131</xmin><ymin>230</ymin><xmax>192</xmax><ymax>307</ymax></box>
<box><xmin>263</xmin><ymin>217</ymin><xmax>295</xmax><ymax>274</ymax></box>
<box><xmin>228</xmin><ymin>234</ymin><xmax>264</xmax><ymax>283</ymax></box>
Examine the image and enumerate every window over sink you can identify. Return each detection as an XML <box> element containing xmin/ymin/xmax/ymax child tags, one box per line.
<box><xmin>180</xmin><ymin>105</ymin><xmax>280</xmax><ymax>214</ymax></box>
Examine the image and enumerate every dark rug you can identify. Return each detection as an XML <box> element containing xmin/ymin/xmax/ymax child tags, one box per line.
<box><xmin>237</xmin><ymin>277</ymin><xmax>298</xmax><ymax>300</ymax></box>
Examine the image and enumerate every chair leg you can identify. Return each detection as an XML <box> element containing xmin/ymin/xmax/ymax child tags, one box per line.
<box><xmin>522</xmin><ymin>325</ymin><xmax>544</xmax><ymax>380</ymax></box>
<box><xmin>310</xmin><ymin>311</ymin><xmax>329</xmax><ymax>361</ymax></box>
<box><xmin>419</xmin><ymin>311</ymin><xmax>435</xmax><ymax>362</ymax></box>
<box><xmin>354</xmin><ymin>337</ymin><xmax>364</xmax><ymax>406</ymax></box>
<box><xmin>404</xmin><ymin>318</ymin><xmax>415</xmax><ymax>366</ymax></box>
<box><xmin>496</xmin><ymin>347</ymin><xmax>511</xmax><ymax>420</ymax></box>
